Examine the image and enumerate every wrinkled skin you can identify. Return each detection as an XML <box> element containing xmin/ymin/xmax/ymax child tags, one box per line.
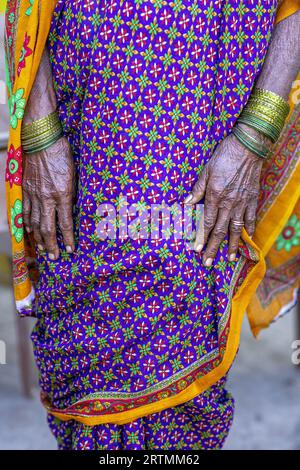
<box><xmin>22</xmin><ymin>48</ymin><xmax>75</xmax><ymax>260</ymax></box>
<box><xmin>23</xmin><ymin>10</ymin><xmax>300</xmax><ymax>263</ymax></box>
<box><xmin>23</xmin><ymin>137</ymin><xmax>75</xmax><ymax>260</ymax></box>
<box><xmin>185</xmin><ymin>126</ymin><xmax>270</xmax><ymax>266</ymax></box>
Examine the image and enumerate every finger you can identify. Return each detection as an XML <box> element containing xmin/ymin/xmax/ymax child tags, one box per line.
<box><xmin>184</xmin><ymin>167</ymin><xmax>208</xmax><ymax>205</ymax></box>
<box><xmin>30</xmin><ymin>198</ymin><xmax>43</xmax><ymax>249</ymax></box>
<box><xmin>228</xmin><ymin>211</ymin><xmax>245</xmax><ymax>261</ymax></box>
<box><xmin>202</xmin><ymin>208</ymin><xmax>231</xmax><ymax>266</ymax></box>
<box><xmin>57</xmin><ymin>195</ymin><xmax>75</xmax><ymax>253</ymax></box>
<box><xmin>196</xmin><ymin>193</ymin><xmax>219</xmax><ymax>254</ymax></box>
<box><xmin>244</xmin><ymin>200</ymin><xmax>257</xmax><ymax>238</ymax></box>
<box><xmin>40</xmin><ymin>202</ymin><xmax>59</xmax><ymax>260</ymax></box>
<box><xmin>23</xmin><ymin>190</ymin><xmax>32</xmax><ymax>233</ymax></box>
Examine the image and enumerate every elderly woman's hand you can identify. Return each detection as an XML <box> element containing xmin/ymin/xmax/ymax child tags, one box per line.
<box><xmin>185</xmin><ymin>124</ymin><xmax>272</xmax><ymax>267</ymax></box>
<box><xmin>23</xmin><ymin>136</ymin><xmax>75</xmax><ymax>260</ymax></box>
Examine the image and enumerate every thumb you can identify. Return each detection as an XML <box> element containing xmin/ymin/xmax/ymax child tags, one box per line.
<box><xmin>184</xmin><ymin>167</ymin><xmax>208</xmax><ymax>205</ymax></box>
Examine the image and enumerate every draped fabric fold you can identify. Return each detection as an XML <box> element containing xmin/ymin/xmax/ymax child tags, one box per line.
<box><xmin>4</xmin><ymin>0</ymin><xmax>300</xmax><ymax>426</ymax></box>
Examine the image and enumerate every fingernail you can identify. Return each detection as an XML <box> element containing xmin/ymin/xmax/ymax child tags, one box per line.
<box><xmin>205</xmin><ymin>258</ymin><xmax>213</xmax><ymax>267</ymax></box>
<box><xmin>66</xmin><ymin>245</ymin><xmax>73</xmax><ymax>253</ymax></box>
<box><xmin>184</xmin><ymin>194</ymin><xmax>193</xmax><ymax>205</ymax></box>
<box><xmin>229</xmin><ymin>254</ymin><xmax>236</xmax><ymax>262</ymax></box>
<box><xmin>38</xmin><ymin>244</ymin><xmax>44</xmax><ymax>251</ymax></box>
<box><xmin>49</xmin><ymin>254</ymin><xmax>55</xmax><ymax>260</ymax></box>
<box><xmin>195</xmin><ymin>244</ymin><xmax>203</xmax><ymax>253</ymax></box>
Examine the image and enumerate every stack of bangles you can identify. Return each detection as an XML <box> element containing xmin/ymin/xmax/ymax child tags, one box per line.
<box><xmin>233</xmin><ymin>87</ymin><xmax>290</xmax><ymax>159</ymax></box>
<box><xmin>21</xmin><ymin>110</ymin><xmax>63</xmax><ymax>154</ymax></box>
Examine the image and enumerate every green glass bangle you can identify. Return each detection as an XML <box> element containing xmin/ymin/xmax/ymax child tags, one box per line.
<box><xmin>22</xmin><ymin>124</ymin><xmax>63</xmax><ymax>147</ymax></box>
<box><xmin>238</xmin><ymin>114</ymin><xmax>279</xmax><ymax>142</ymax></box>
<box><xmin>23</xmin><ymin>128</ymin><xmax>62</xmax><ymax>149</ymax></box>
<box><xmin>235</xmin><ymin>124</ymin><xmax>268</xmax><ymax>148</ymax></box>
<box><xmin>23</xmin><ymin>130</ymin><xmax>63</xmax><ymax>154</ymax></box>
<box><xmin>238</xmin><ymin>87</ymin><xmax>289</xmax><ymax>145</ymax></box>
<box><xmin>245</xmin><ymin>107</ymin><xmax>286</xmax><ymax>129</ymax></box>
<box><xmin>23</xmin><ymin>127</ymin><xmax>62</xmax><ymax>146</ymax></box>
<box><xmin>23</xmin><ymin>138</ymin><xmax>61</xmax><ymax>154</ymax></box>
<box><xmin>242</xmin><ymin>110</ymin><xmax>283</xmax><ymax>133</ymax></box>
<box><xmin>238</xmin><ymin>116</ymin><xmax>277</xmax><ymax>140</ymax></box>
<box><xmin>22</xmin><ymin>126</ymin><xmax>62</xmax><ymax>147</ymax></box>
<box><xmin>232</xmin><ymin>127</ymin><xmax>270</xmax><ymax>159</ymax></box>
<box><xmin>22</xmin><ymin>110</ymin><xmax>61</xmax><ymax>136</ymax></box>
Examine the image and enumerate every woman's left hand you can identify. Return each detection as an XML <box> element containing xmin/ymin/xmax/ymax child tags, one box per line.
<box><xmin>184</xmin><ymin>124</ymin><xmax>272</xmax><ymax>267</ymax></box>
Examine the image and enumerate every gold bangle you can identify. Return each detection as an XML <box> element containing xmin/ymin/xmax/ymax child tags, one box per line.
<box><xmin>22</xmin><ymin>123</ymin><xmax>63</xmax><ymax>145</ymax></box>
<box><xmin>248</xmin><ymin>88</ymin><xmax>290</xmax><ymax>126</ymax></box>
<box><xmin>22</xmin><ymin>110</ymin><xmax>61</xmax><ymax>136</ymax></box>
<box><xmin>21</xmin><ymin>110</ymin><xmax>63</xmax><ymax>154</ymax></box>
<box><xmin>253</xmin><ymin>87</ymin><xmax>290</xmax><ymax>110</ymax></box>
<box><xmin>23</xmin><ymin>128</ymin><xmax>63</xmax><ymax>154</ymax></box>
<box><xmin>247</xmin><ymin>98</ymin><xmax>289</xmax><ymax>115</ymax></box>
<box><xmin>248</xmin><ymin>97</ymin><xmax>289</xmax><ymax>115</ymax></box>
<box><xmin>246</xmin><ymin>102</ymin><xmax>289</xmax><ymax>125</ymax></box>
<box><xmin>238</xmin><ymin>114</ymin><xmax>280</xmax><ymax>142</ymax></box>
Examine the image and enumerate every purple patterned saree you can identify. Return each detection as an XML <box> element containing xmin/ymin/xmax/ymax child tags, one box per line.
<box><xmin>28</xmin><ymin>0</ymin><xmax>278</xmax><ymax>449</ymax></box>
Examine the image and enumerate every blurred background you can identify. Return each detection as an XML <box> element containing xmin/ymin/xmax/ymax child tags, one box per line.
<box><xmin>0</xmin><ymin>2</ymin><xmax>300</xmax><ymax>450</ymax></box>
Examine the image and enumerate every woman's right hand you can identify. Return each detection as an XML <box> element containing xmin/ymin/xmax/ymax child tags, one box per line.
<box><xmin>23</xmin><ymin>136</ymin><xmax>75</xmax><ymax>260</ymax></box>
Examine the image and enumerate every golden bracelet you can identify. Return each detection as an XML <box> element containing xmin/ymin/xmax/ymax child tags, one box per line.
<box><xmin>21</xmin><ymin>110</ymin><xmax>63</xmax><ymax>154</ymax></box>
<box><xmin>237</xmin><ymin>88</ymin><xmax>290</xmax><ymax>142</ymax></box>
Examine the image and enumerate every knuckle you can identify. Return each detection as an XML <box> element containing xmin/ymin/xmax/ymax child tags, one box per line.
<box><xmin>213</xmin><ymin>228</ymin><xmax>227</xmax><ymax>239</ymax></box>
<box><xmin>40</xmin><ymin>227</ymin><xmax>54</xmax><ymax>238</ymax></box>
<box><xmin>31</xmin><ymin>221</ymin><xmax>40</xmax><ymax>229</ymax></box>
<box><xmin>47</xmin><ymin>244</ymin><xmax>58</xmax><ymax>252</ymax></box>
<box><xmin>204</xmin><ymin>223</ymin><xmax>214</xmax><ymax>234</ymax></box>
<box><xmin>60</xmin><ymin>226</ymin><xmax>73</xmax><ymax>236</ymax></box>
<box><xmin>33</xmin><ymin>233</ymin><xmax>41</xmax><ymax>242</ymax></box>
<box><xmin>209</xmin><ymin>187</ymin><xmax>221</xmax><ymax>200</ymax></box>
<box><xmin>245</xmin><ymin>215</ymin><xmax>256</xmax><ymax>225</ymax></box>
<box><xmin>60</xmin><ymin>223</ymin><xmax>73</xmax><ymax>232</ymax></box>
<box><xmin>205</xmin><ymin>248</ymin><xmax>217</xmax><ymax>258</ymax></box>
<box><xmin>230</xmin><ymin>225</ymin><xmax>242</xmax><ymax>235</ymax></box>
<box><xmin>247</xmin><ymin>223</ymin><xmax>255</xmax><ymax>234</ymax></box>
<box><xmin>229</xmin><ymin>240</ymin><xmax>239</xmax><ymax>249</ymax></box>
<box><xmin>204</xmin><ymin>216</ymin><xmax>215</xmax><ymax>228</ymax></box>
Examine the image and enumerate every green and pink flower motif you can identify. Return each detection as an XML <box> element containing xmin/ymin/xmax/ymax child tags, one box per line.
<box><xmin>11</xmin><ymin>200</ymin><xmax>23</xmax><ymax>244</ymax></box>
<box><xmin>8</xmin><ymin>88</ymin><xmax>26</xmax><ymax>129</ymax></box>
<box><xmin>276</xmin><ymin>214</ymin><xmax>300</xmax><ymax>253</ymax></box>
<box><xmin>26</xmin><ymin>0</ymin><xmax>34</xmax><ymax>16</ymax></box>
<box><xmin>6</xmin><ymin>145</ymin><xmax>22</xmax><ymax>188</ymax></box>
<box><xmin>18</xmin><ymin>33</ymin><xmax>32</xmax><ymax>76</ymax></box>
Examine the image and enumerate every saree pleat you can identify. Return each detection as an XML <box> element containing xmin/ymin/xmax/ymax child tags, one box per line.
<box><xmin>47</xmin><ymin>375</ymin><xmax>234</xmax><ymax>450</ymax></box>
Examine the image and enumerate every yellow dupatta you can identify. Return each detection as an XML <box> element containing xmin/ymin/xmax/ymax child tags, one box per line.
<box><xmin>5</xmin><ymin>0</ymin><xmax>57</xmax><ymax>313</ymax></box>
<box><xmin>247</xmin><ymin>0</ymin><xmax>300</xmax><ymax>335</ymax></box>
